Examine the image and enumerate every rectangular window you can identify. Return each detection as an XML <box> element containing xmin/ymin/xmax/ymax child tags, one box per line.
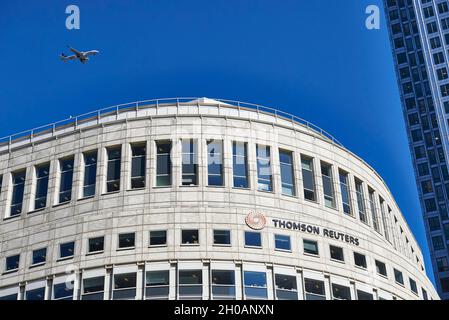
<box><xmin>149</xmin><ymin>230</ymin><xmax>167</xmax><ymax>246</ymax></box>
<box><xmin>145</xmin><ymin>270</ymin><xmax>169</xmax><ymax>299</ymax></box>
<box><xmin>369</xmin><ymin>188</ymin><xmax>380</xmax><ymax>232</ymax></box>
<box><xmin>244</xmin><ymin>271</ymin><xmax>267</xmax><ymax>299</ymax></box>
<box><xmin>179</xmin><ymin>270</ymin><xmax>203</xmax><ymax>298</ymax></box>
<box><xmin>321</xmin><ymin>162</ymin><xmax>335</xmax><ymax>208</ymax></box>
<box><xmin>181</xmin><ymin>139</ymin><xmax>198</xmax><ymax>186</ymax></box>
<box><xmin>0</xmin><ymin>175</ymin><xmax>3</xmax><ymax>197</ymax></box>
<box><xmin>82</xmin><ymin>276</ymin><xmax>105</xmax><ymax>300</ymax></box>
<box><xmin>274</xmin><ymin>234</ymin><xmax>291</xmax><ymax>251</ymax></box>
<box><xmin>409</xmin><ymin>278</ymin><xmax>418</xmax><ymax>294</ymax></box>
<box><xmin>355</xmin><ymin>178</ymin><xmax>367</xmax><ymax>223</ymax></box>
<box><xmin>339</xmin><ymin>170</ymin><xmax>352</xmax><ymax>215</ymax></box>
<box><xmin>10</xmin><ymin>170</ymin><xmax>26</xmax><ymax>216</ymax></box>
<box><xmin>88</xmin><ymin>236</ymin><xmax>104</xmax><ymax>253</ymax></box>
<box><xmin>301</xmin><ymin>156</ymin><xmax>316</xmax><ymax>201</ymax></box>
<box><xmin>394</xmin><ymin>268</ymin><xmax>404</xmax><ymax>285</ymax></box>
<box><xmin>422</xmin><ymin>288</ymin><xmax>428</xmax><ymax>300</ymax></box>
<box><xmin>34</xmin><ymin>163</ymin><xmax>49</xmax><ymax>210</ymax></box>
<box><xmin>118</xmin><ymin>233</ymin><xmax>135</xmax><ymax>249</ymax></box>
<box><xmin>106</xmin><ymin>147</ymin><xmax>121</xmax><ymax>192</ymax></box>
<box><xmin>181</xmin><ymin>229</ymin><xmax>199</xmax><ymax>245</ymax></box>
<box><xmin>213</xmin><ymin>230</ymin><xmax>231</xmax><ymax>245</ymax></box>
<box><xmin>59</xmin><ymin>157</ymin><xmax>74</xmax><ymax>203</ymax></box>
<box><xmin>53</xmin><ymin>282</ymin><xmax>73</xmax><ymax>300</ymax></box>
<box><xmin>357</xmin><ymin>290</ymin><xmax>373</xmax><ymax>300</ymax></box>
<box><xmin>330</xmin><ymin>245</ymin><xmax>344</xmax><ymax>262</ymax></box>
<box><xmin>375</xmin><ymin>260</ymin><xmax>387</xmax><ymax>277</ymax></box>
<box><xmin>5</xmin><ymin>254</ymin><xmax>20</xmax><ymax>272</ymax></box>
<box><xmin>113</xmin><ymin>273</ymin><xmax>137</xmax><ymax>300</ymax></box>
<box><xmin>245</xmin><ymin>231</ymin><xmax>262</xmax><ymax>247</ymax></box>
<box><xmin>275</xmin><ymin>274</ymin><xmax>298</xmax><ymax>300</ymax></box>
<box><xmin>212</xmin><ymin>270</ymin><xmax>236</xmax><ymax>299</ymax></box>
<box><xmin>279</xmin><ymin>150</ymin><xmax>295</xmax><ymax>196</ymax></box>
<box><xmin>436</xmin><ymin>256</ymin><xmax>449</xmax><ymax>272</ymax></box>
<box><xmin>354</xmin><ymin>252</ymin><xmax>367</xmax><ymax>269</ymax></box>
<box><xmin>83</xmin><ymin>151</ymin><xmax>97</xmax><ymax>197</ymax></box>
<box><xmin>304</xmin><ymin>278</ymin><xmax>325</xmax><ymax>300</ymax></box>
<box><xmin>59</xmin><ymin>242</ymin><xmax>75</xmax><ymax>259</ymax></box>
<box><xmin>31</xmin><ymin>248</ymin><xmax>47</xmax><ymax>266</ymax></box>
<box><xmin>207</xmin><ymin>140</ymin><xmax>223</xmax><ymax>186</ymax></box>
<box><xmin>131</xmin><ymin>144</ymin><xmax>146</xmax><ymax>189</ymax></box>
<box><xmin>332</xmin><ymin>284</ymin><xmax>351</xmax><ymax>300</ymax></box>
<box><xmin>156</xmin><ymin>141</ymin><xmax>171</xmax><ymax>187</ymax></box>
<box><xmin>232</xmin><ymin>142</ymin><xmax>248</xmax><ymax>188</ymax></box>
<box><xmin>25</xmin><ymin>287</ymin><xmax>45</xmax><ymax>300</ymax></box>
<box><xmin>379</xmin><ymin>198</ymin><xmax>390</xmax><ymax>241</ymax></box>
<box><xmin>303</xmin><ymin>239</ymin><xmax>319</xmax><ymax>255</ymax></box>
<box><xmin>256</xmin><ymin>144</ymin><xmax>272</xmax><ymax>192</ymax></box>
<box><xmin>432</xmin><ymin>235</ymin><xmax>445</xmax><ymax>250</ymax></box>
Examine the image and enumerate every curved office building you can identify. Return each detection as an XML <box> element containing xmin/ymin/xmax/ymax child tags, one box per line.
<box><xmin>0</xmin><ymin>98</ymin><xmax>439</xmax><ymax>300</ymax></box>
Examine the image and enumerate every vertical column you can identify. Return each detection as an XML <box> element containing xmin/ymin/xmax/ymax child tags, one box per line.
<box><xmin>202</xmin><ymin>262</ymin><xmax>210</xmax><ymax>300</ymax></box>
<box><xmin>235</xmin><ymin>263</ymin><xmax>243</xmax><ymax>300</ymax></box>
<box><xmin>266</xmin><ymin>266</ymin><xmax>274</xmax><ymax>300</ymax></box>
<box><xmin>136</xmin><ymin>264</ymin><xmax>144</xmax><ymax>300</ymax></box>
<box><xmin>169</xmin><ymin>262</ymin><xmax>177</xmax><ymax>300</ymax></box>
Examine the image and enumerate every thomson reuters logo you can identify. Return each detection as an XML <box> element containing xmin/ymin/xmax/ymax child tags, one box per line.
<box><xmin>245</xmin><ymin>211</ymin><xmax>267</xmax><ymax>230</ymax></box>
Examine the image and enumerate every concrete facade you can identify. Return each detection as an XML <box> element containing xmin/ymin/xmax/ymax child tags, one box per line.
<box><xmin>0</xmin><ymin>98</ymin><xmax>439</xmax><ymax>300</ymax></box>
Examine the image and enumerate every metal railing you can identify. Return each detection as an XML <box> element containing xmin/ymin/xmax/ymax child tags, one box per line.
<box><xmin>0</xmin><ymin>97</ymin><xmax>343</xmax><ymax>149</ymax></box>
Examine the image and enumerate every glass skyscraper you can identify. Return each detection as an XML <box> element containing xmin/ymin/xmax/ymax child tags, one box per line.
<box><xmin>384</xmin><ymin>0</ymin><xmax>449</xmax><ymax>299</ymax></box>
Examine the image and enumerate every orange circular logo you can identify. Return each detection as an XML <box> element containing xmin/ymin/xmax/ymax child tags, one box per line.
<box><xmin>245</xmin><ymin>211</ymin><xmax>267</xmax><ymax>230</ymax></box>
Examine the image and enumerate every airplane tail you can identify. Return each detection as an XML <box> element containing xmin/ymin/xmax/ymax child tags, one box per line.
<box><xmin>60</xmin><ymin>53</ymin><xmax>67</xmax><ymax>61</ymax></box>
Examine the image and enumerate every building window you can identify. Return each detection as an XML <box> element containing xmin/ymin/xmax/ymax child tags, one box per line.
<box><xmin>301</xmin><ymin>156</ymin><xmax>316</xmax><ymax>201</ymax></box>
<box><xmin>5</xmin><ymin>254</ymin><xmax>20</xmax><ymax>272</ymax></box>
<box><xmin>357</xmin><ymin>290</ymin><xmax>373</xmax><ymax>300</ymax></box>
<box><xmin>131</xmin><ymin>144</ymin><xmax>146</xmax><ymax>189</ymax></box>
<box><xmin>428</xmin><ymin>216</ymin><xmax>441</xmax><ymax>231</ymax></box>
<box><xmin>213</xmin><ymin>230</ymin><xmax>231</xmax><ymax>245</ymax></box>
<box><xmin>441</xmin><ymin>277</ymin><xmax>449</xmax><ymax>293</ymax></box>
<box><xmin>394</xmin><ymin>268</ymin><xmax>404</xmax><ymax>285</ymax></box>
<box><xmin>279</xmin><ymin>150</ymin><xmax>295</xmax><ymax>196</ymax></box>
<box><xmin>179</xmin><ymin>270</ymin><xmax>203</xmax><ymax>298</ymax></box>
<box><xmin>149</xmin><ymin>230</ymin><xmax>167</xmax><ymax>246</ymax></box>
<box><xmin>332</xmin><ymin>284</ymin><xmax>351</xmax><ymax>300</ymax></box>
<box><xmin>82</xmin><ymin>276</ymin><xmax>105</xmax><ymax>300</ymax></box>
<box><xmin>379</xmin><ymin>198</ymin><xmax>390</xmax><ymax>241</ymax></box>
<box><xmin>59</xmin><ymin>157</ymin><xmax>74</xmax><ymax>203</ymax></box>
<box><xmin>34</xmin><ymin>163</ymin><xmax>49</xmax><ymax>210</ymax></box>
<box><xmin>53</xmin><ymin>282</ymin><xmax>73</xmax><ymax>300</ymax></box>
<box><xmin>304</xmin><ymin>278</ymin><xmax>326</xmax><ymax>300</ymax></box>
<box><xmin>245</xmin><ymin>231</ymin><xmax>262</xmax><ymax>248</ymax></box>
<box><xmin>437</xmin><ymin>67</ymin><xmax>448</xmax><ymax>80</ymax></box>
<box><xmin>31</xmin><ymin>248</ymin><xmax>46</xmax><ymax>266</ymax></box>
<box><xmin>368</xmin><ymin>188</ymin><xmax>380</xmax><ymax>232</ymax></box>
<box><xmin>256</xmin><ymin>144</ymin><xmax>272</xmax><ymax>192</ymax></box>
<box><xmin>113</xmin><ymin>273</ymin><xmax>137</xmax><ymax>300</ymax></box>
<box><xmin>26</xmin><ymin>287</ymin><xmax>45</xmax><ymax>300</ymax></box>
<box><xmin>0</xmin><ymin>175</ymin><xmax>2</xmax><ymax>197</ymax></box>
<box><xmin>355</xmin><ymin>178</ymin><xmax>367</xmax><ymax>223</ymax></box>
<box><xmin>303</xmin><ymin>239</ymin><xmax>319</xmax><ymax>255</ymax></box>
<box><xmin>274</xmin><ymin>234</ymin><xmax>291</xmax><ymax>251</ymax></box>
<box><xmin>375</xmin><ymin>260</ymin><xmax>387</xmax><ymax>277</ymax></box>
<box><xmin>212</xmin><ymin>270</ymin><xmax>236</xmax><ymax>299</ymax></box>
<box><xmin>10</xmin><ymin>170</ymin><xmax>26</xmax><ymax>216</ymax></box>
<box><xmin>321</xmin><ymin>162</ymin><xmax>335</xmax><ymax>208</ymax></box>
<box><xmin>422</xmin><ymin>288</ymin><xmax>428</xmax><ymax>300</ymax></box>
<box><xmin>106</xmin><ymin>147</ymin><xmax>121</xmax><ymax>192</ymax></box>
<box><xmin>83</xmin><ymin>151</ymin><xmax>97</xmax><ymax>197</ymax></box>
<box><xmin>118</xmin><ymin>233</ymin><xmax>135</xmax><ymax>249</ymax></box>
<box><xmin>181</xmin><ymin>229</ymin><xmax>199</xmax><ymax>245</ymax></box>
<box><xmin>244</xmin><ymin>271</ymin><xmax>267</xmax><ymax>299</ymax></box>
<box><xmin>354</xmin><ymin>252</ymin><xmax>367</xmax><ymax>269</ymax></box>
<box><xmin>275</xmin><ymin>274</ymin><xmax>298</xmax><ymax>300</ymax></box>
<box><xmin>441</xmin><ymin>84</ymin><xmax>449</xmax><ymax>97</ymax></box>
<box><xmin>329</xmin><ymin>245</ymin><xmax>344</xmax><ymax>262</ymax></box>
<box><xmin>432</xmin><ymin>235</ymin><xmax>445</xmax><ymax>250</ymax></box>
<box><xmin>156</xmin><ymin>141</ymin><xmax>172</xmax><ymax>187</ymax></box>
<box><xmin>145</xmin><ymin>270</ymin><xmax>169</xmax><ymax>299</ymax></box>
<box><xmin>88</xmin><ymin>236</ymin><xmax>104</xmax><ymax>253</ymax></box>
<box><xmin>59</xmin><ymin>241</ymin><xmax>75</xmax><ymax>259</ymax></box>
<box><xmin>232</xmin><ymin>141</ymin><xmax>248</xmax><ymax>188</ymax></box>
<box><xmin>409</xmin><ymin>278</ymin><xmax>418</xmax><ymax>295</ymax></box>
<box><xmin>339</xmin><ymin>170</ymin><xmax>352</xmax><ymax>215</ymax></box>
<box><xmin>436</xmin><ymin>256</ymin><xmax>449</xmax><ymax>272</ymax></box>
<box><xmin>207</xmin><ymin>140</ymin><xmax>224</xmax><ymax>186</ymax></box>
<box><xmin>181</xmin><ymin>139</ymin><xmax>198</xmax><ymax>186</ymax></box>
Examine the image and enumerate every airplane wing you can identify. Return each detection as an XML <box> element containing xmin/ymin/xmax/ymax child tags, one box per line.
<box><xmin>83</xmin><ymin>50</ymin><xmax>99</xmax><ymax>57</ymax></box>
<box><xmin>60</xmin><ymin>54</ymin><xmax>77</xmax><ymax>61</ymax></box>
<box><xmin>69</xmin><ymin>47</ymin><xmax>81</xmax><ymax>55</ymax></box>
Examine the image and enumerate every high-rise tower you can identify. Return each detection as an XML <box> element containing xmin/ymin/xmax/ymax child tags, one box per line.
<box><xmin>384</xmin><ymin>0</ymin><xmax>449</xmax><ymax>299</ymax></box>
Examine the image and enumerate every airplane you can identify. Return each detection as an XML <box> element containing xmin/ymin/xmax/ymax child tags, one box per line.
<box><xmin>60</xmin><ymin>46</ymin><xmax>99</xmax><ymax>64</ymax></box>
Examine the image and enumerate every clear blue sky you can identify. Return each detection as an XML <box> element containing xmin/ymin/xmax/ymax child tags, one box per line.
<box><xmin>0</xmin><ymin>1</ymin><xmax>434</xmax><ymax>283</ymax></box>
